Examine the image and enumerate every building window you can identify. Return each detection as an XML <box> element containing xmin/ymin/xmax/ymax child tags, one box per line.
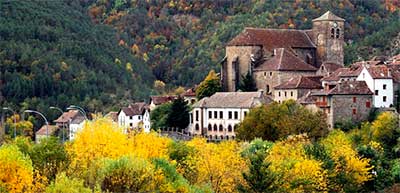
<box><xmin>208</xmin><ymin>124</ymin><xmax>212</xmax><ymax>131</ymax></box>
<box><xmin>244</xmin><ymin>111</ymin><xmax>248</xmax><ymax>117</ymax></box>
<box><xmin>383</xmin><ymin>84</ymin><xmax>387</xmax><ymax>90</ymax></box>
<box><xmin>264</xmin><ymin>72</ymin><xmax>267</xmax><ymax>76</ymax></box>
<box><xmin>208</xmin><ymin>111</ymin><xmax>212</xmax><ymax>119</ymax></box>
<box><xmin>234</xmin><ymin>111</ymin><xmax>238</xmax><ymax>119</ymax></box>
<box><xmin>195</xmin><ymin>111</ymin><xmax>199</xmax><ymax>121</ymax></box>
<box><xmin>290</xmin><ymin>91</ymin><xmax>293</xmax><ymax>97</ymax></box>
<box><xmin>336</xmin><ymin>28</ymin><xmax>340</xmax><ymax>38</ymax></box>
<box><xmin>213</xmin><ymin>124</ymin><xmax>217</xmax><ymax>131</ymax></box>
<box><xmin>220</xmin><ymin>111</ymin><xmax>223</xmax><ymax>119</ymax></box>
<box><xmin>266</xmin><ymin>85</ymin><xmax>270</xmax><ymax>93</ymax></box>
<box><xmin>353</xmin><ymin>97</ymin><xmax>356</xmax><ymax>103</ymax></box>
<box><xmin>130</xmin><ymin>116</ymin><xmax>133</xmax><ymax>120</ymax></box>
<box><xmin>219</xmin><ymin>125</ymin><xmax>223</xmax><ymax>132</ymax></box>
<box><xmin>383</xmin><ymin>96</ymin><xmax>387</xmax><ymax>102</ymax></box>
<box><xmin>138</xmin><ymin>116</ymin><xmax>141</xmax><ymax>120</ymax></box>
<box><xmin>278</xmin><ymin>91</ymin><xmax>281</xmax><ymax>97</ymax></box>
<box><xmin>214</xmin><ymin>111</ymin><xmax>218</xmax><ymax>119</ymax></box>
<box><xmin>375</xmin><ymin>90</ymin><xmax>379</xmax><ymax>95</ymax></box>
<box><xmin>331</xmin><ymin>28</ymin><xmax>335</xmax><ymax>38</ymax></box>
<box><xmin>284</xmin><ymin>92</ymin><xmax>287</xmax><ymax>97</ymax></box>
<box><xmin>228</xmin><ymin>125</ymin><xmax>232</xmax><ymax>132</ymax></box>
<box><xmin>228</xmin><ymin>111</ymin><xmax>232</xmax><ymax>119</ymax></box>
<box><xmin>352</xmin><ymin>108</ymin><xmax>357</xmax><ymax>115</ymax></box>
<box><xmin>195</xmin><ymin>124</ymin><xmax>199</xmax><ymax>131</ymax></box>
<box><xmin>366</xmin><ymin>101</ymin><xmax>371</xmax><ymax>108</ymax></box>
<box><xmin>215</xmin><ymin>135</ymin><xmax>218</xmax><ymax>140</ymax></box>
<box><xmin>269</xmin><ymin>72</ymin><xmax>273</xmax><ymax>77</ymax></box>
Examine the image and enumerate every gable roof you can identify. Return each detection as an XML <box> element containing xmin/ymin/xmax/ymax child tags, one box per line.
<box><xmin>312</xmin><ymin>11</ymin><xmax>345</xmax><ymax>22</ymax></box>
<box><xmin>193</xmin><ymin>92</ymin><xmax>271</xmax><ymax>108</ymax></box>
<box><xmin>227</xmin><ymin>28</ymin><xmax>315</xmax><ymax>50</ymax></box>
<box><xmin>312</xmin><ymin>81</ymin><xmax>373</xmax><ymax>96</ymax></box>
<box><xmin>321</xmin><ymin>66</ymin><xmax>362</xmax><ymax>81</ymax></box>
<box><xmin>150</xmin><ymin>95</ymin><xmax>177</xmax><ymax>105</ymax></box>
<box><xmin>254</xmin><ymin>48</ymin><xmax>317</xmax><ymax>71</ymax></box>
<box><xmin>387</xmin><ymin>65</ymin><xmax>400</xmax><ymax>82</ymax></box>
<box><xmin>275</xmin><ymin>76</ymin><xmax>323</xmax><ymax>89</ymax></box>
<box><xmin>121</xmin><ymin>102</ymin><xmax>147</xmax><ymax>116</ymax></box>
<box><xmin>54</xmin><ymin>110</ymin><xmax>81</xmax><ymax>123</ymax></box>
<box><xmin>36</xmin><ymin>125</ymin><xmax>58</xmax><ymax>136</ymax></box>
<box><xmin>365</xmin><ymin>65</ymin><xmax>391</xmax><ymax>79</ymax></box>
<box><xmin>319</xmin><ymin>62</ymin><xmax>343</xmax><ymax>72</ymax></box>
<box><xmin>388</xmin><ymin>54</ymin><xmax>400</xmax><ymax>65</ymax></box>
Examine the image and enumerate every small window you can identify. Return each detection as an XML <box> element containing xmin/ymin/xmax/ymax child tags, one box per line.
<box><xmin>264</xmin><ymin>72</ymin><xmax>267</xmax><ymax>76</ymax></box>
<box><xmin>195</xmin><ymin>111</ymin><xmax>199</xmax><ymax>121</ymax></box>
<box><xmin>228</xmin><ymin>111</ymin><xmax>232</xmax><ymax>119</ymax></box>
<box><xmin>331</xmin><ymin>28</ymin><xmax>335</xmax><ymax>38</ymax></box>
<box><xmin>278</xmin><ymin>91</ymin><xmax>281</xmax><ymax>97</ymax></box>
<box><xmin>214</xmin><ymin>111</ymin><xmax>218</xmax><ymax>119</ymax></box>
<box><xmin>228</xmin><ymin>125</ymin><xmax>232</xmax><ymax>132</ymax></box>
<box><xmin>130</xmin><ymin>116</ymin><xmax>133</xmax><ymax>120</ymax></box>
<box><xmin>336</xmin><ymin>28</ymin><xmax>340</xmax><ymax>38</ymax></box>
<box><xmin>383</xmin><ymin>96</ymin><xmax>387</xmax><ymax>102</ymax></box>
<box><xmin>208</xmin><ymin>111</ymin><xmax>212</xmax><ymax>119</ymax></box>
<box><xmin>352</xmin><ymin>108</ymin><xmax>357</xmax><ymax>115</ymax></box>
<box><xmin>375</xmin><ymin>90</ymin><xmax>379</xmax><ymax>95</ymax></box>
<box><xmin>219</xmin><ymin>125</ymin><xmax>223</xmax><ymax>132</ymax></box>
<box><xmin>208</xmin><ymin>124</ymin><xmax>212</xmax><ymax>131</ymax></box>
<box><xmin>138</xmin><ymin>116</ymin><xmax>141</xmax><ymax>120</ymax></box>
<box><xmin>383</xmin><ymin>84</ymin><xmax>387</xmax><ymax>90</ymax></box>
<box><xmin>213</xmin><ymin>124</ymin><xmax>217</xmax><ymax>131</ymax></box>
<box><xmin>244</xmin><ymin>111</ymin><xmax>247</xmax><ymax>117</ymax></box>
<box><xmin>269</xmin><ymin>72</ymin><xmax>273</xmax><ymax>77</ymax></box>
<box><xmin>353</xmin><ymin>97</ymin><xmax>356</xmax><ymax>103</ymax></box>
<box><xmin>284</xmin><ymin>92</ymin><xmax>287</xmax><ymax>97</ymax></box>
<box><xmin>290</xmin><ymin>91</ymin><xmax>293</xmax><ymax>97</ymax></box>
<box><xmin>195</xmin><ymin>124</ymin><xmax>199</xmax><ymax>131</ymax></box>
<box><xmin>219</xmin><ymin>111</ymin><xmax>223</xmax><ymax>119</ymax></box>
<box><xmin>366</xmin><ymin>101</ymin><xmax>371</xmax><ymax>108</ymax></box>
<box><xmin>234</xmin><ymin>111</ymin><xmax>238</xmax><ymax>119</ymax></box>
<box><xmin>129</xmin><ymin>123</ymin><xmax>133</xmax><ymax>127</ymax></box>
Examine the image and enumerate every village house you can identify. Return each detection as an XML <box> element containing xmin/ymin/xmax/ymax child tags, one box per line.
<box><xmin>188</xmin><ymin>91</ymin><xmax>272</xmax><ymax>141</ymax></box>
<box><xmin>149</xmin><ymin>95</ymin><xmax>177</xmax><ymax>110</ymax></box>
<box><xmin>274</xmin><ymin>75</ymin><xmax>323</xmax><ymax>103</ymax></box>
<box><xmin>53</xmin><ymin>110</ymin><xmax>85</xmax><ymax>140</ymax></box>
<box><xmin>310</xmin><ymin>81</ymin><xmax>373</xmax><ymax>128</ymax></box>
<box><xmin>221</xmin><ymin>11</ymin><xmax>345</xmax><ymax>93</ymax></box>
<box><xmin>181</xmin><ymin>87</ymin><xmax>197</xmax><ymax>105</ymax></box>
<box><xmin>118</xmin><ymin>102</ymin><xmax>151</xmax><ymax>133</ymax></box>
<box><xmin>35</xmin><ymin>125</ymin><xmax>58</xmax><ymax>143</ymax></box>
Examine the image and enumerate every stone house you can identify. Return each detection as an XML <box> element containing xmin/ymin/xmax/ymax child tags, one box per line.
<box><xmin>311</xmin><ymin>81</ymin><xmax>373</xmax><ymax>128</ymax></box>
<box><xmin>181</xmin><ymin>87</ymin><xmax>197</xmax><ymax>105</ymax></box>
<box><xmin>188</xmin><ymin>91</ymin><xmax>272</xmax><ymax>141</ymax></box>
<box><xmin>222</xmin><ymin>11</ymin><xmax>345</xmax><ymax>92</ymax></box>
<box><xmin>53</xmin><ymin>110</ymin><xmax>85</xmax><ymax>140</ymax></box>
<box><xmin>118</xmin><ymin>102</ymin><xmax>151</xmax><ymax>133</ymax></box>
<box><xmin>274</xmin><ymin>75</ymin><xmax>323</xmax><ymax>103</ymax></box>
<box><xmin>149</xmin><ymin>95</ymin><xmax>177</xmax><ymax>110</ymax></box>
<box><xmin>320</xmin><ymin>66</ymin><xmax>362</xmax><ymax>90</ymax></box>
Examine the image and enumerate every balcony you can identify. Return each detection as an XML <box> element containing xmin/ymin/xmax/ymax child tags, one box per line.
<box><xmin>315</xmin><ymin>101</ymin><xmax>329</xmax><ymax>107</ymax></box>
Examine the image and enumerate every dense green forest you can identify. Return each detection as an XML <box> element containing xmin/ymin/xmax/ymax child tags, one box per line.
<box><xmin>1</xmin><ymin>0</ymin><xmax>399</xmax><ymax>122</ymax></box>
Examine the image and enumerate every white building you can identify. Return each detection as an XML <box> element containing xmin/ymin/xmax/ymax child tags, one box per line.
<box><xmin>356</xmin><ymin>65</ymin><xmax>394</xmax><ymax>107</ymax></box>
<box><xmin>53</xmin><ymin>110</ymin><xmax>85</xmax><ymax>141</ymax></box>
<box><xmin>118</xmin><ymin>102</ymin><xmax>151</xmax><ymax>133</ymax></box>
<box><xmin>188</xmin><ymin>91</ymin><xmax>271</xmax><ymax>141</ymax></box>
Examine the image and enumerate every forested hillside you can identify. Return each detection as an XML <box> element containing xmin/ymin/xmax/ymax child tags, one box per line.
<box><xmin>86</xmin><ymin>0</ymin><xmax>400</xmax><ymax>86</ymax></box>
<box><xmin>1</xmin><ymin>0</ymin><xmax>399</xmax><ymax>116</ymax></box>
<box><xmin>0</xmin><ymin>1</ymin><xmax>154</xmax><ymax>116</ymax></box>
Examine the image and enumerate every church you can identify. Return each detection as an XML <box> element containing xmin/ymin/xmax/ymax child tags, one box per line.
<box><xmin>221</xmin><ymin>11</ymin><xmax>345</xmax><ymax>93</ymax></box>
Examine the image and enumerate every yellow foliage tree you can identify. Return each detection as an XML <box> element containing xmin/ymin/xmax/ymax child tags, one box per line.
<box><xmin>0</xmin><ymin>145</ymin><xmax>34</xmax><ymax>193</ymax></box>
<box><xmin>186</xmin><ymin>138</ymin><xmax>246</xmax><ymax>193</ymax></box>
<box><xmin>321</xmin><ymin>130</ymin><xmax>373</xmax><ymax>191</ymax></box>
<box><xmin>128</xmin><ymin>131</ymin><xmax>172</xmax><ymax>159</ymax></box>
<box><xmin>266</xmin><ymin>134</ymin><xmax>328</xmax><ymax>192</ymax></box>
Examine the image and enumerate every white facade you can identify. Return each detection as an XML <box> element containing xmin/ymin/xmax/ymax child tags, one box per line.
<box><xmin>189</xmin><ymin>107</ymin><xmax>250</xmax><ymax>140</ymax></box>
<box><xmin>69</xmin><ymin>121</ymin><xmax>84</xmax><ymax>140</ymax></box>
<box><xmin>357</xmin><ymin>67</ymin><xmax>393</xmax><ymax>107</ymax></box>
<box><xmin>118</xmin><ymin>110</ymin><xmax>151</xmax><ymax>133</ymax></box>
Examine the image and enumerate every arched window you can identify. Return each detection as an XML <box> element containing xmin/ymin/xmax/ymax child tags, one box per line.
<box><xmin>266</xmin><ymin>85</ymin><xmax>270</xmax><ymax>93</ymax></box>
<box><xmin>213</xmin><ymin>124</ymin><xmax>217</xmax><ymax>131</ymax></box>
<box><xmin>220</xmin><ymin>135</ymin><xmax>224</xmax><ymax>140</ymax></box>
<box><xmin>331</xmin><ymin>28</ymin><xmax>335</xmax><ymax>38</ymax></box>
<box><xmin>208</xmin><ymin>124</ymin><xmax>212</xmax><ymax>131</ymax></box>
<box><xmin>215</xmin><ymin>135</ymin><xmax>218</xmax><ymax>140</ymax></box>
<box><xmin>226</xmin><ymin>136</ymin><xmax>229</xmax><ymax>140</ymax></box>
<box><xmin>195</xmin><ymin>124</ymin><xmax>199</xmax><ymax>131</ymax></box>
<box><xmin>336</xmin><ymin>28</ymin><xmax>340</xmax><ymax>38</ymax></box>
<box><xmin>219</xmin><ymin>124</ymin><xmax>223</xmax><ymax>132</ymax></box>
<box><xmin>228</xmin><ymin>125</ymin><xmax>233</xmax><ymax>132</ymax></box>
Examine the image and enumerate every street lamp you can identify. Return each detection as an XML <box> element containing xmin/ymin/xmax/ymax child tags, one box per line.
<box><xmin>2</xmin><ymin>107</ymin><xmax>17</xmax><ymax>138</ymax></box>
<box><xmin>50</xmin><ymin>106</ymin><xmax>65</xmax><ymax>142</ymax></box>
<box><xmin>24</xmin><ymin>110</ymin><xmax>49</xmax><ymax>137</ymax></box>
<box><xmin>67</xmin><ymin>105</ymin><xmax>87</xmax><ymax>120</ymax></box>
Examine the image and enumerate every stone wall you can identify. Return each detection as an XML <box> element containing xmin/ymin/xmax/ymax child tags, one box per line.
<box><xmin>312</xmin><ymin>20</ymin><xmax>344</xmax><ymax>66</ymax></box>
<box><xmin>330</xmin><ymin>95</ymin><xmax>372</xmax><ymax>127</ymax></box>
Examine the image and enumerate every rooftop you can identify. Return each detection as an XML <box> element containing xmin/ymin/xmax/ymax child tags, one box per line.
<box><xmin>275</xmin><ymin>76</ymin><xmax>323</xmax><ymax>90</ymax></box>
<box><xmin>150</xmin><ymin>95</ymin><xmax>177</xmax><ymax>105</ymax></box>
<box><xmin>312</xmin><ymin>11</ymin><xmax>345</xmax><ymax>22</ymax></box>
<box><xmin>193</xmin><ymin>91</ymin><xmax>271</xmax><ymax>108</ymax></box>
<box><xmin>36</xmin><ymin>125</ymin><xmax>58</xmax><ymax>136</ymax></box>
<box><xmin>312</xmin><ymin>81</ymin><xmax>373</xmax><ymax>96</ymax></box>
<box><xmin>121</xmin><ymin>102</ymin><xmax>148</xmax><ymax>116</ymax></box>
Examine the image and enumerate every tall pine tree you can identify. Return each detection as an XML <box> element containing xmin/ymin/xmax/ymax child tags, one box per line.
<box><xmin>166</xmin><ymin>97</ymin><xmax>190</xmax><ymax>131</ymax></box>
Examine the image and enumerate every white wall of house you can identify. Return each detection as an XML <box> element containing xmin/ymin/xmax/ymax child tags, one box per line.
<box><xmin>357</xmin><ymin>67</ymin><xmax>393</xmax><ymax>107</ymax></box>
<box><xmin>118</xmin><ymin>110</ymin><xmax>149</xmax><ymax>133</ymax></box>
<box><xmin>69</xmin><ymin>121</ymin><xmax>84</xmax><ymax>140</ymax></box>
<box><xmin>143</xmin><ymin>110</ymin><xmax>151</xmax><ymax>133</ymax></box>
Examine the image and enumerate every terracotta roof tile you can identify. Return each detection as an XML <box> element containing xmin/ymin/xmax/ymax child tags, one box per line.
<box><xmin>321</xmin><ymin>66</ymin><xmax>362</xmax><ymax>81</ymax></box>
<box><xmin>312</xmin><ymin>81</ymin><xmax>373</xmax><ymax>95</ymax></box>
<box><xmin>387</xmin><ymin>65</ymin><xmax>400</xmax><ymax>82</ymax></box>
<box><xmin>275</xmin><ymin>76</ymin><xmax>323</xmax><ymax>89</ymax></box>
<box><xmin>36</xmin><ymin>125</ymin><xmax>58</xmax><ymax>135</ymax></box>
<box><xmin>121</xmin><ymin>102</ymin><xmax>147</xmax><ymax>116</ymax></box>
<box><xmin>320</xmin><ymin>62</ymin><xmax>342</xmax><ymax>72</ymax></box>
<box><xmin>365</xmin><ymin>65</ymin><xmax>391</xmax><ymax>79</ymax></box>
<box><xmin>254</xmin><ymin>48</ymin><xmax>317</xmax><ymax>71</ymax></box>
<box><xmin>150</xmin><ymin>95</ymin><xmax>177</xmax><ymax>105</ymax></box>
<box><xmin>54</xmin><ymin>110</ymin><xmax>80</xmax><ymax>123</ymax></box>
<box><xmin>227</xmin><ymin>28</ymin><xmax>315</xmax><ymax>49</ymax></box>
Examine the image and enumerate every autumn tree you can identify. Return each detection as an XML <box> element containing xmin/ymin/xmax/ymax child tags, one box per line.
<box><xmin>196</xmin><ymin>70</ymin><xmax>222</xmax><ymax>100</ymax></box>
<box><xmin>5</xmin><ymin>114</ymin><xmax>34</xmax><ymax>138</ymax></box>
<box><xmin>236</xmin><ymin>100</ymin><xmax>328</xmax><ymax>141</ymax></box>
<box><xmin>45</xmin><ymin>173</ymin><xmax>91</xmax><ymax>193</ymax></box>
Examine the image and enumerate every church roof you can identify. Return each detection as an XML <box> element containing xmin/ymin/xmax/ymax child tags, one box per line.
<box><xmin>227</xmin><ymin>28</ymin><xmax>315</xmax><ymax>50</ymax></box>
<box><xmin>254</xmin><ymin>48</ymin><xmax>317</xmax><ymax>71</ymax></box>
<box><xmin>275</xmin><ymin>76</ymin><xmax>323</xmax><ymax>89</ymax></box>
<box><xmin>193</xmin><ymin>92</ymin><xmax>271</xmax><ymax>108</ymax></box>
<box><xmin>312</xmin><ymin>11</ymin><xmax>345</xmax><ymax>22</ymax></box>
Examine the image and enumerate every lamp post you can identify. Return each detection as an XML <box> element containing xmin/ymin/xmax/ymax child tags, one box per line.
<box><xmin>2</xmin><ymin>107</ymin><xmax>17</xmax><ymax>138</ymax></box>
<box><xmin>50</xmin><ymin>106</ymin><xmax>65</xmax><ymax>142</ymax></box>
<box><xmin>24</xmin><ymin>110</ymin><xmax>49</xmax><ymax>137</ymax></box>
<box><xmin>67</xmin><ymin>105</ymin><xmax>87</xmax><ymax>120</ymax></box>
